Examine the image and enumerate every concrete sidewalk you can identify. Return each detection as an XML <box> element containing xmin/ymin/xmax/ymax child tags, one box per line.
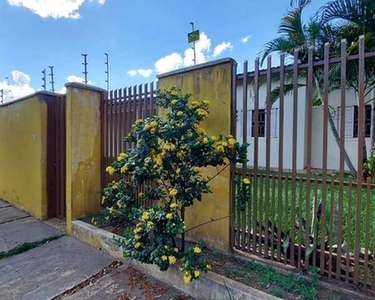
<box><xmin>0</xmin><ymin>200</ymin><xmax>193</xmax><ymax>300</ymax></box>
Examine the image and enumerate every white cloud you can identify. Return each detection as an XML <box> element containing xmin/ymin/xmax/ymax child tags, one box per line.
<box><xmin>7</xmin><ymin>0</ymin><xmax>106</xmax><ymax>19</ymax></box>
<box><xmin>127</xmin><ymin>69</ymin><xmax>153</xmax><ymax>78</ymax></box>
<box><xmin>154</xmin><ymin>32</ymin><xmax>212</xmax><ymax>74</ymax></box>
<box><xmin>66</xmin><ymin>75</ymin><xmax>92</xmax><ymax>84</ymax></box>
<box><xmin>155</xmin><ymin>52</ymin><xmax>184</xmax><ymax>74</ymax></box>
<box><xmin>212</xmin><ymin>42</ymin><xmax>233</xmax><ymax>57</ymax></box>
<box><xmin>0</xmin><ymin>70</ymin><xmax>35</xmax><ymax>103</ymax></box>
<box><xmin>241</xmin><ymin>35</ymin><xmax>250</xmax><ymax>44</ymax></box>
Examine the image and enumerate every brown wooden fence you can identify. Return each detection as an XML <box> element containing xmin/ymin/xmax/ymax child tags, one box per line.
<box><xmin>101</xmin><ymin>83</ymin><xmax>157</xmax><ymax>206</ymax></box>
<box><xmin>232</xmin><ymin>36</ymin><xmax>375</xmax><ymax>290</ymax></box>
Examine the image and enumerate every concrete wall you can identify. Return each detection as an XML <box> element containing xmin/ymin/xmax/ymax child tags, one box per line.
<box><xmin>65</xmin><ymin>83</ymin><xmax>104</xmax><ymax>234</ymax></box>
<box><xmin>158</xmin><ymin>59</ymin><xmax>236</xmax><ymax>251</ymax></box>
<box><xmin>0</xmin><ymin>94</ymin><xmax>48</xmax><ymax>219</ymax></box>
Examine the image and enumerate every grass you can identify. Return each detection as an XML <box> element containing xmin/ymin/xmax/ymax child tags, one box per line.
<box><xmin>0</xmin><ymin>235</ymin><xmax>61</xmax><ymax>260</ymax></box>
<box><xmin>234</xmin><ymin>169</ymin><xmax>375</xmax><ymax>250</ymax></box>
<box><xmin>222</xmin><ymin>259</ymin><xmax>320</xmax><ymax>300</ymax></box>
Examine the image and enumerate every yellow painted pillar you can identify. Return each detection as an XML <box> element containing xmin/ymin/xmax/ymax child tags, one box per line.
<box><xmin>65</xmin><ymin>83</ymin><xmax>105</xmax><ymax>234</ymax></box>
<box><xmin>158</xmin><ymin>58</ymin><xmax>237</xmax><ymax>251</ymax></box>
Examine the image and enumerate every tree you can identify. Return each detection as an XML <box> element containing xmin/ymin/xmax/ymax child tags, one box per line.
<box><xmin>100</xmin><ymin>88</ymin><xmax>248</xmax><ymax>283</ymax></box>
<box><xmin>259</xmin><ymin>0</ymin><xmax>357</xmax><ymax>172</ymax></box>
<box><xmin>319</xmin><ymin>0</ymin><xmax>375</xmax><ymax>160</ymax></box>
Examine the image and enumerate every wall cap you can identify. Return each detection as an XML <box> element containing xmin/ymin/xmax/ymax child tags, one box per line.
<box><xmin>65</xmin><ymin>82</ymin><xmax>107</xmax><ymax>93</ymax></box>
<box><xmin>0</xmin><ymin>91</ymin><xmax>62</xmax><ymax>108</ymax></box>
<box><xmin>157</xmin><ymin>58</ymin><xmax>237</xmax><ymax>79</ymax></box>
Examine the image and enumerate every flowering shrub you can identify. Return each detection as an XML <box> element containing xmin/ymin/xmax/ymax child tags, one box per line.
<box><xmin>102</xmin><ymin>88</ymin><xmax>248</xmax><ymax>283</ymax></box>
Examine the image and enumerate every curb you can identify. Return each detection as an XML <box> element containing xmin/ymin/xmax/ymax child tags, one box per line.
<box><xmin>72</xmin><ymin>220</ymin><xmax>281</xmax><ymax>300</ymax></box>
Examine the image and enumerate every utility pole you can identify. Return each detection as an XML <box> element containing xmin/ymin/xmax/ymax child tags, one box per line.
<box><xmin>82</xmin><ymin>54</ymin><xmax>88</xmax><ymax>84</ymax></box>
<box><xmin>190</xmin><ymin>22</ymin><xmax>196</xmax><ymax>65</ymax></box>
<box><xmin>42</xmin><ymin>69</ymin><xmax>47</xmax><ymax>90</ymax></box>
<box><xmin>49</xmin><ymin>66</ymin><xmax>55</xmax><ymax>92</ymax></box>
<box><xmin>105</xmin><ymin>53</ymin><xmax>109</xmax><ymax>91</ymax></box>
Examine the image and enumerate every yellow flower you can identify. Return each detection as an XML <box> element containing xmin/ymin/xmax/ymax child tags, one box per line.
<box><xmin>243</xmin><ymin>178</ymin><xmax>250</xmax><ymax>185</ymax></box>
<box><xmin>222</xmin><ymin>141</ymin><xmax>228</xmax><ymax>147</ymax></box>
<box><xmin>150</xmin><ymin>127</ymin><xmax>157</xmax><ymax>134</ymax></box>
<box><xmin>174</xmin><ymin>247</ymin><xmax>179</xmax><ymax>253</ymax></box>
<box><xmin>169</xmin><ymin>188</ymin><xmax>178</xmax><ymax>196</ymax></box>
<box><xmin>176</xmin><ymin>151</ymin><xmax>184</xmax><ymax>158</ymax></box>
<box><xmin>150</xmin><ymin>120</ymin><xmax>158</xmax><ymax>127</ymax></box>
<box><xmin>202</xmin><ymin>137</ymin><xmax>209</xmax><ymax>144</ymax></box>
<box><xmin>117</xmin><ymin>152</ymin><xmax>127</xmax><ymax>161</ymax></box>
<box><xmin>147</xmin><ymin>221</ymin><xmax>154</xmax><ymax>228</ymax></box>
<box><xmin>228</xmin><ymin>138</ymin><xmax>236</xmax><ymax>148</ymax></box>
<box><xmin>171</xmin><ymin>99</ymin><xmax>178</xmax><ymax>105</ymax></box>
<box><xmin>105</xmin><ymin>166</ymin><xmax>115</xmax><ymax>175</ymax></box>
<box><xmin>142</xmin><ymin>211</ymin><xmax>150</xmax><ymax>221</ymax></box>
<box><xmin>145</xmin><ymin>124</ymin><xmax>152</xmax><ymax>130</ymax></box>
<box><xmin>134</xmin><ymin>242</ymin><xmax>141</xmax><ymax>249</ymax></box>
<box><xmin>161</xmin><ymin>255</ymin><xmax>168</xmax><ymax>261</ymax></box>
<box><xmin>112</xmin><ymin>184</ymin><xmax>118</xmax><ymax>190</ymax></box>
<box><xmin>176</xmin><ymin>111</ymin><xmax>184</xmax><ymax>116</ymax></box>
<box><xmin>169</xmin><ymin>256</ymin><xmax>177</xmax><ymax>264</ymax></box>
<box><xmin>155</xmin><ymin>154</ymin><xmax>163</xmax><ymax>166</ymax></box>
<box><xmin>206</xmin><ymin>264</ymin><xmax>211</xmax><ymax>270</ymax></box>
<box><xmin>203</xmin><ymin>99</ymin><xmax>210</xmax><ymax>106</ymax></box>
<box><xmin>176</xmin><ymin>168</ymin><xmax>181</xmax><ymax>174</ymax></box>
<box><xmin>215</xmin><ymin>145</ymin><xmax>224</xmax><ymax>153</ymax></box>
<box><xmin>184</xmin><ymin>274</ymin><xmax>192</xmax><ymax>283</ymax></box>
<box><xmin>192</xmin><ymin>167</ymin><xmax>201</xmax><ymax>173</ymax></box>
<box><xmin>190</xmin><ymin>101</ymin><xmax>199</xmax><ymax>108</ymax></box>
<box><xmin>171</xmin><ymin>90</ymin><xmax>179</xmax><ymax>96</ymax></box>
<box><xmin>223</xmin><ymin>157</ymin><xmax>230</xmax><ymax>165</ymax></box>
<box><xmin>196</xmin><ymin>127</ymin><xmax>206</xmax><ymax>135</ymax></box>
<box><xmin>166</xmin><ymin>213</ymin><xmax>173</xmax><ymax>219</ymax></box>
<box><xmin>170</xmin><ymin>203</ymin><xmax>178</xmax><ymax>209</ymax></box>
<box><xmin>212</xmin><ymin>135</ymin><xmax>217</xmax><ymax>141</ymax></box>
<box><xmin>120</xmin><ymin>164</ymin><xmax>128</xmax><ymax>173</ymax></box>
<box><xmin>134</xmin><ymin>234</ymin><xmax>141</xmax><ymax>240</ymax></box>
<box><xmin>193</xmin><ymin>246</ymin><xmax>201</xmax><ymax>254</ymax></box>
<box><xmin>138</xmin><ymin>192</ymin><xmax>144</xmax><ymax>198</ymax></box>
<box><xmin>135</xmin><ymin>119</ymin><xmax>143</xmax><ymax>125</ymax></box>
<box><xmin>107</xmin><ymin>206</ymin><xmax>114</xmax><ymax>214</ymax></box>
<box><xmin>196</xmin><ymin>108</ymin><xmax>208</xmax><ymax>118</ymax></box>
<box><xmin>194</xmin><ymin>270</ymin><xmax>200</xmax><ymax>277</ymax></box>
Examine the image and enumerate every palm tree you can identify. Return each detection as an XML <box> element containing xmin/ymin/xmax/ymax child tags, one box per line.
<box><xmin>259</xmin><ymin>0</ymin><xmax>357</xmax><ymax>173</ymax></box>
<box><xmin>319</xmin><ymin>0</ymin><xmax>375</xmax><ymax>160</ymax></box>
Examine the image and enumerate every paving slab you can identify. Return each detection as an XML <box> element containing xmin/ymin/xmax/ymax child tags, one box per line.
<box><xmin>0</xmin><ymin>200</ymin><xmax>10</xmax><ymax>208</ymax></box>
<box><xmin>63</xmin><ymin>265</ymin><xmax>193</xmax><ymax>300</ymax></box>
<box><xmin>0</xmin><ymin>217</ymin><xmax>62</xmax><ymax>253</ymax></box>
<box><xmin>0</xmin><ymin>236</ymin><xmax>114</xmax><ymax>300</ymax></box>
<box><xmin>0</xmin><ymin>206</ymin><xmax>29</xmax><ymax>224</ymax></box>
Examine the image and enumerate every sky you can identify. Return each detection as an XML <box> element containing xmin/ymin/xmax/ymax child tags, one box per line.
<box><xmin>0</xmin><ymin>0</ymin><xmax>328</xmax><ymax>102</ymax></box>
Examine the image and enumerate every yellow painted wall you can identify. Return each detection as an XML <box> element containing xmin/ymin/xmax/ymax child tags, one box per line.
<box><xmin>0</xmin><ymin>95</ymin><xmax>48</xmax><ymax>219</ymax></box>
<box><xmin>65</xmin><ymin>83</ymin><xmax>104</xmax><ymax>234</ymax></box>
<box><xmin>158</xmin><ymin>59</ymin><xmax>236</xmax><ymax>251</ymax></box>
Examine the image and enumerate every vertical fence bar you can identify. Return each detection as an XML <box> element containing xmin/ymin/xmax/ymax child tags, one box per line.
<box><xmin>127</xmin><ymin>87</ymin><xmax>132</xmax><ymax>150</ymax></box>
<box><xmin>278</xmin><ymin>54</ymin><xmax>286</xmax><ymax>264</ymax></box>
<box><xmin>328</xmin><ymin>176</ymin><xmax>335</xmax><ymax>278</ymax></box>
<box><xmin>144</xmin><ymin>83</ymin><xmax>148</xmax><ymax>119</ymax></box>
<box><xmin>346</xmin><ymin>177</ymin><xmax>353</xmax><ymax>283</ymax></box>
<box><xmin>252</xmin><ymin>58</ymin><xmax>260</xmax><ymax>254</ymax></box>
<box><xmin>150</xmin><ymin>82</ymin><xmax>155</xmax><ymax>115</ymax></box>
<box><xmin>277</xmin><ymin>54</ymin><xmax>287</xmax><ymax>261</ymax></box>
<box><xmin>101</xmin><ymin>91</ymin><xmax>107</xmax><ymax>189</ymax></box>
<box><xmin>121</xmin><ymin>88</ymin><xmax>127</xmax><ymax>152</ymax></box>
<box><xmin>241</xmin><ymin>61</ymin><xmax>248</xmax><ymax>251</ymax></box>
<box><xmin>364</xmin><ymin>177</ymin><xmax>371</xmax><ymax>288</ymax></box>
<box><xmin>138</xmin><ymin>84</ymin><xmax>143</xmax><ymax>121</ymax></box>
<box><xmin>113</xmin><ymin>90</ymin><xmax>118</xmax><ymax>160</ymax></box>
<box><xmin>312</xmin><ymin>174</ymin><xmax>318</xmax><ymax>266</ymax></box>
<box><xmin>354</xmin><ymin>35</ymin><xmax>365</xmax><ymax>285</ymax></box>
<box><xmin>271</xmin><ymin>174</ymin><xmax>276</xmax><ymax>259</ymax></box>
<box><xmin>304</xmin><ymin>47</ymin><xmax>314</xmax><ymax>268</ymax></box>
<box><xmin>117</xmin><ymin>89</ymin><xmax>122</xmax><ymax>154</ymax></box>
<box><xmin>230</xmin><ymin>62</ymin><xmax>238</xmax><ymax>250</ymax></box>
<box><xmin>336</xmin><ymin>39</ymin><xmax>347</xmax><ymax>279</ymax></box>
<box><xmin>320</xmin><ymin>43</ymin><xmax>330</xmax><ymax>275</ymax></box>
<box><xmin>265</xmin><ymin>56</ymin><xmax>272</xmax><ymax>258</ymax></box>
<box><xmin>290</xmin><ymin>50</ymin><xmax>299</xmax><ymax>267</ymax></box>
<box><xmin>298</xmin><ymin>174</ymin><xmax>303</xmax><ymax>268</ymax></box>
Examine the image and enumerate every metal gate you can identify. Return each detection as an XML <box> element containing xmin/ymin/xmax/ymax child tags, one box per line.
<box><xmin>46</xmin><ymin>94</ymin><xmax>66</xmax><ymax>219</ymax></box>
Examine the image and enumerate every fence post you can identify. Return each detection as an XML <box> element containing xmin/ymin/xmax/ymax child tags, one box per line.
<box><xmin>158</xmin><ymin>58</ymin><xmax>237</xmax><ymax>251</ymax></box>
<box><xmin>65</xmin><ymin>82</ymin><xmax>105</xmax><ymax>235</ymax></box>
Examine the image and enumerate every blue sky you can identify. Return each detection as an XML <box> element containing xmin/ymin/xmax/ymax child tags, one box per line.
<box><xmin>0</xmin><ymin>0</ymin><xmax>328</xmax><ymax>101</ymax></box>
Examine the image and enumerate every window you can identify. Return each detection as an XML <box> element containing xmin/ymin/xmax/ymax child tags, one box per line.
<box><xmin>338</xmin><ymin>105</ymin><xmax>371</xmax><ymax>138</ymax></box>
<box><xmin>353</xmin><ymin>105</ymin><xmax>371</xmax><ymax>138</ymax></box>
<box><xmin>251</xmin><ymin>109</ymin><xmax>266</xmax><ymax>137</ymax></box>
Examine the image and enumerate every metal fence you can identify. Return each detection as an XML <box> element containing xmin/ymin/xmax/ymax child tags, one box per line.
<box><xmin>232</xmin><ymin>36</ymin><xmax>375</xmax><ymax>290</ymax></box>
<box><xmin>101</xmin><ymin>83</ymin><xmax>157</xmax><ymax>205</ymax></box>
